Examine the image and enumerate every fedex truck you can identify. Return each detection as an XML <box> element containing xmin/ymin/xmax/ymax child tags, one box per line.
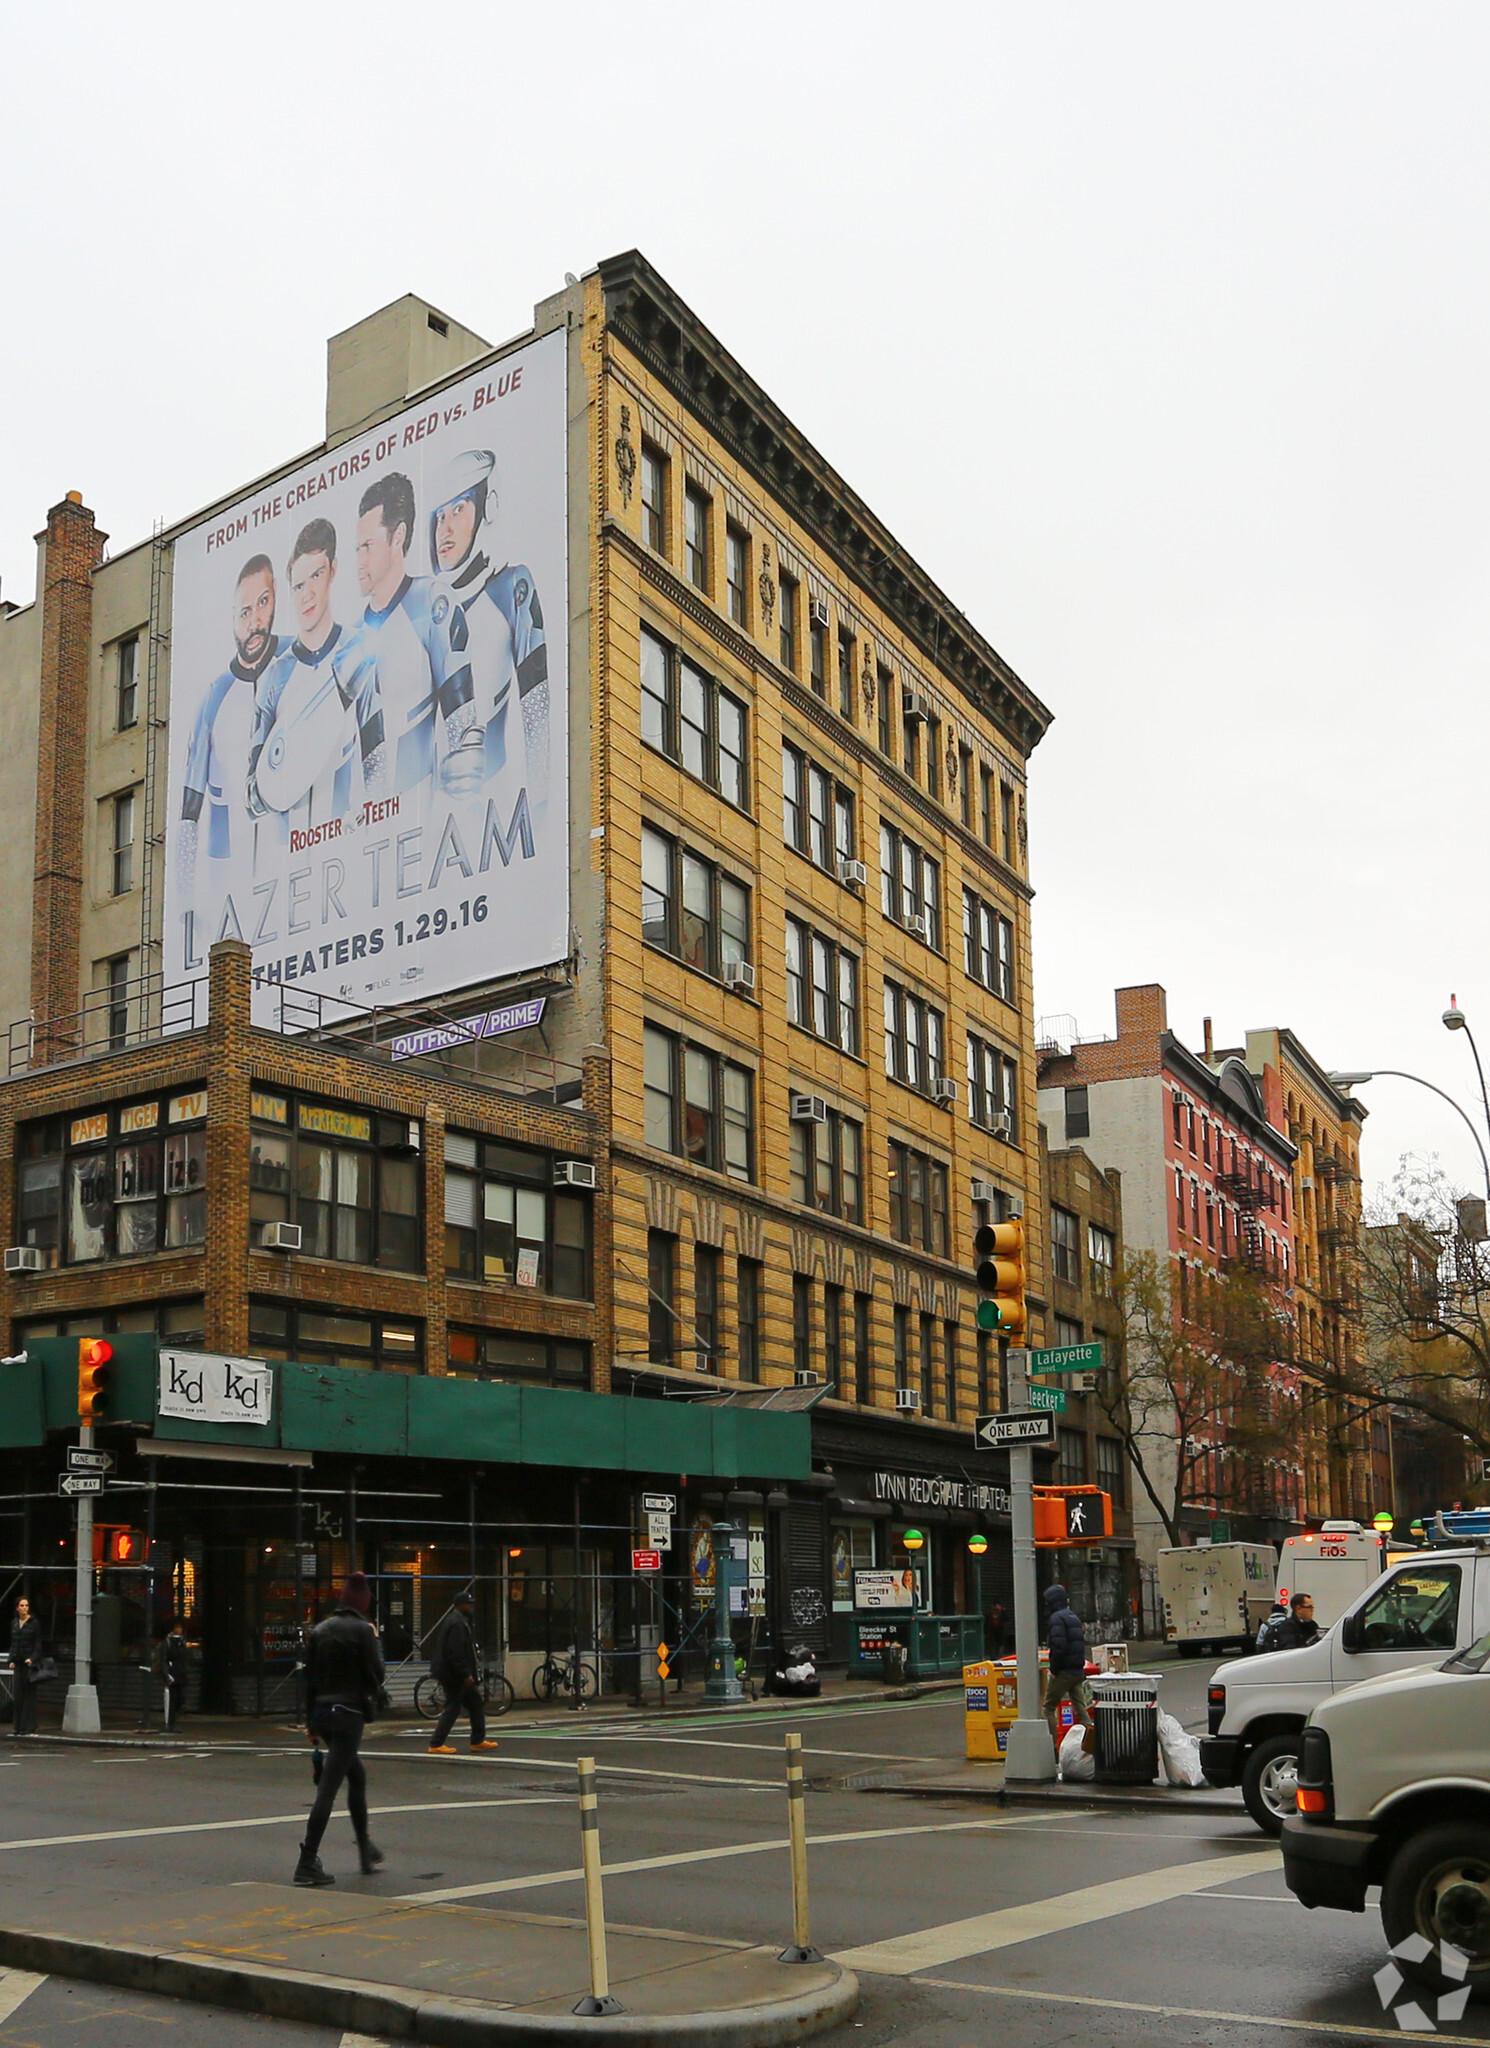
<box><xmin>1275</xmin><ymin>1521</ymin><xmax>1385</xmax><ymax>1627</ymax></box>
<box><xmin>1158</xmin><ymin>1542</ymin><xmax>1277</xmax><ymax>1656</ymax></box>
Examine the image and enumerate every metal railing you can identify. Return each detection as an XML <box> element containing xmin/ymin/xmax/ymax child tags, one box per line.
<box><xmin>9</xmin><ymin>971</ymin><xmax>209</xmax><ymax>1075</ymax></box>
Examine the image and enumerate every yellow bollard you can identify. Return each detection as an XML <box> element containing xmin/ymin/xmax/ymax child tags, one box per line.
<box><xmin>779</xmin><ymin>1732</ymin><xmax>823</xmax><ymax>1963</ymax></box>
<box><xmin>572</xmin><ymin>1757</ymin><xmax>625</xmax><ymax>2015</ymax></box>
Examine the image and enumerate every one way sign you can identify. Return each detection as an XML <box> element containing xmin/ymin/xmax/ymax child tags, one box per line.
<box><xmin>973</xmin><ymin>1411</ymin><xmax>1056</xmax><ymax>1450</ymax></box>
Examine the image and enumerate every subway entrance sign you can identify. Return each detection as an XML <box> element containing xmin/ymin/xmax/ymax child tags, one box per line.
<box><xmin>1028</xmin><ymin>1342</ymin><xmax>1103</xmax><ymax>1376</ymax></box>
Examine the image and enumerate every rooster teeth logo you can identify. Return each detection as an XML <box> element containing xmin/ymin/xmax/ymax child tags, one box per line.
<box><xmin>1375</xmin><ymin>1936</ymin><xmax>1472</xmax><ymax>2031</ymax></box>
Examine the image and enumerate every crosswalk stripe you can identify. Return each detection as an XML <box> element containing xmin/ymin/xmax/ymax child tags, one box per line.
<box><xmin>832</xmin><ymin>1848</ymin><xmax>1282</xmax><ymax>1973</ymax></box>
<box><xmin>0</xmin><ymin>1969</ymin><xmax>46</xmax><ymax>2022</ymax></box>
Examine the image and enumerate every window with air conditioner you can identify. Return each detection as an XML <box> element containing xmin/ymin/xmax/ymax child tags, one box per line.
<box><xmin>880</xmin><ymin>821</ymin><xmax>940</xmax><ymax>947</ymax></box>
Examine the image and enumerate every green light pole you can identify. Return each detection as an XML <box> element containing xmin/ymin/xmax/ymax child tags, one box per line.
<box><xmin>703</xmin><ymin>1521</ymin><xmax>744</xmax><ymax>1704</ymax></box>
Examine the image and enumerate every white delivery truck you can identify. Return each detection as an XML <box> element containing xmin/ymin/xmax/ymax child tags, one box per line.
<box><xmin>1158</xmin><ymin>1541</ymin><xmax>1276</xmax><ymax>1657</ymax></box>
<box><xmin>1275</xmin><ymin>1520</ymin><xmax>1385</xmax><ymax>1627</ymax></box>
<box><xmin>1203</xmin><ymin>1541</ymin><xmax>1478</xmax><ymax>1835</ymax></box>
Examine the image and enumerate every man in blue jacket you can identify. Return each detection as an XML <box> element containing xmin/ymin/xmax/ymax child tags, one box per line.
<box><xmin>1042</xmin><ymin>1582</ymin><xmax>1094</xmax><ymax>1754</ymax></box>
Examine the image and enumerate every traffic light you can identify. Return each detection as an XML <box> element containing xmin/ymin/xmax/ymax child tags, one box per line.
<box><xmin>1033</xmin><ymin>1487</ymin><xmax>1114</xmax><ymax>1546</ymax></box>
<box><xmin>93</xmin><ymin>1525</ymin><xmax>144</xmax><ymax>1565</ymax></box>
<box><xmin>975</xmin><ymin>1219</ymin><xmax>1027</xmax><ymax>1338</ymax></box>
<box><xmin>77</xmin><ymin>1338</ymin><xmax>114</xmax><ymax>1425</ymax></box>
<box><xmin>657</xmin><ymin>1641</ymin><xmax>671</xmax><ymax>1683</ymax></box>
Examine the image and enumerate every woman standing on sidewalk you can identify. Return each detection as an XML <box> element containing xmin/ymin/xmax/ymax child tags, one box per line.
<box><xmin>8</xmin><ymin>1596</ymin><xmax>40</xmax><ymax>1738</ymax></box>
<box><xmin>295</xmin><ymin>1574</ymin><xmax>385</xmax><ymax>1888</ymax></box>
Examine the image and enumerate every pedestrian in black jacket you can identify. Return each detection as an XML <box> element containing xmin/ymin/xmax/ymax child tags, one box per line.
<box><xmin>1042</xmin><ymin>1582</ymin><xmax>1094</xmax><ymax>1753</ymax></box>
<box><xmin>295</xmin><ymin>1574</ymin><xmax>385</xmax><ymax>1887</ymax></box>
<box><xmin>8</xmin><ymin>1598</ymin><xmax>41</xmax><ymax>1738</ymax></box>
<box><xmin>1260</xmin><ymin>1592</ymin><xmax>1320</xmax><ymax>1653</ymax></box>
<box><xmin>158</xmin><ymin>1621</ymin><xmax>189</xmax><ymax>1730</ymax></box>
<box><xmin>428</xmin><ymin>1593</ymin><xmax>497</xmax><ymax>1754</ymax></box>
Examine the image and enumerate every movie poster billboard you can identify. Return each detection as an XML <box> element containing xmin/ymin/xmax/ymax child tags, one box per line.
<box><xmin>163</xmin><ymin>328</ymin><xmax>568</xmax><ymax>1020</ymax></box>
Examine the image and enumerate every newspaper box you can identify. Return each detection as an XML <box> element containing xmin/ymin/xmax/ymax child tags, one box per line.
<box><xmin>965</xmin><ymin>1652</ymin><xmax>1075</xmax><ymax>1761</ymax></box>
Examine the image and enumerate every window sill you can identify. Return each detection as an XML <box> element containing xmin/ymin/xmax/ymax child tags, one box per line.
<box><xmin>19</xmin><ymin>1242</ymin><xmax>205</xmax><ymax>1277</ymax></box>
<box><xmin>784</xmin><ymin>840</ymin><xmax>861</xmax><ymax>894</ymax></box>
<box><xmin>640</xmin><ymin>738</ymin><xmax>751</xmax><ymax>819</ymax></box>
<box><xmin>882</xmin><ymin>915</ymin><xmax>942</xmax><ymax>957</ymax></box>
<box><xmin>786</xmin><ymin>1017</ymin><xmax>865</xmax><ymax>1065</ymax></box>
<box><xmin>247</xmin><ymin>1246</ymin><xmax>425</xmax><ymax>1277</ymax></box>
<box><xmin>446</xmin><ymin>1275</ymin><xmax>593</xmax><ymax>1306</ymax></box>
<box><xmin>632</xmin><ymin>1140</ymin><xmax>756</xmax><ymax>1191</ymax></box>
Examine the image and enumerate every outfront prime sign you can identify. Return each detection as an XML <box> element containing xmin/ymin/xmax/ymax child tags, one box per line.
<box><xmin>158</xmin><ymin>1350</ymin><xmax>274</xmax><ymax>1427</ymax></box>
<box><xmin>163</xmin><ymin>330</ymin><xmax>569</xmax><ymax>1018</ymax></box>
<box><xmin>390</xmin><ymin>996</ymin><xmax>546</xmax><ymax>1062</ymax></box>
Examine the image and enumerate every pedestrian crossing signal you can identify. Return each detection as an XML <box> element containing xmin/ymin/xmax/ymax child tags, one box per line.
<box><xmin>77</xmin><ymin>1339</ymin><xmax>114</xmax><ymax>1425</ymax></box>
<box><xmin>657</xmin><ymin>1642</ymin><xmax>671</xmax><ymax>1682</ymax></box>
<box><xmin>1033</xmin><ymin>1487</ymin><xmax>1114</xmax><ymax>1546</ymax></box>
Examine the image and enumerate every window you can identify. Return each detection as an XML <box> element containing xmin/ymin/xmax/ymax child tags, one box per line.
<box><xmin>888</xmin><ymin>1140</ymin><xmax>950</xmax><ymax>1255</ymax></box>
<box><xmin>943</xmin><ymin>1319</ymin><xmax>958</xmax><ymax>1418</ymax></box>
<box><xmin>738</xmin><ymin>1258</ymin><xmax>761</xmax><ymax>1382</ymax></box>
<box><xmin>1172</xmin><ymin>1093</ymin><xmax>1184</xmax><ymax>1144</ymax></box>
<box><xmin>824</xmin><ymin>1283</ymin><xmax>843</xmax><ymax>1390</ymax></box>
<box><xmin>1058</xmin><ymin>1428</ymin><xmax>1088</xmax><ymax>1488</ymax></box>
<box><xmin>1054</xmin><ymin>1314</ymin><xmax>1083</xmax><ymax>1347</ymax></box>
<box><xmin>640</xmin><ymin>627</ymin><xmax>748</xmax><ymax>807</ymax></box>
<box><xmin>694</xmin><ymin>1244</ymin><xmax>720</xmax><ymax>1371</ymax></box>
<box><xmin>1001</xmin><ymin>782</ymin><xmax>1016</xmax><ymax>865</ymax></box>
<box><xmin>726</xmin><ymin>524</ymin><xmax>749</xmax><ymax>626</ymax></box>
<box><xmin>958</xmin><ymin>745</ymin><xmax>974</xmax><ymax>828</ymax></box>
<box><xmin>111</xmin><ymin>791</ymin><xmax>136</xmax><ymax>896</ymax></box>
<box><xmin>979</xmin><ymin>765</ymin><xmax>994</xmax><ymax>846</ymax></box>
<box><xmin>1096</xmin><ymin>1436</ymin><xmax>1125</xmax><ymax>1506</ymax></box>
<box><xmin>893</xmin><ymin>1304</ymin><xmax>910</xmax><ymax>1392</ymax></box>
<box><xmin>926</xmin><ymin>718</ymin><xmax>941</xmax><ymax>803</ymax></box>
<box><xmin>962</xmin><ymin>890</ymin><xmax>1014</xmax><ymax>1001</ymax></box>
<box><xmin>640</xmin><ymin>824</ymin><xmax>749</xmax><ymax>980</ymax></box>
<box><xmin>919</xmin><ymin>1312</ymin><xmax>936</xmax><ymax>1413</ymax></box>
<box><xmin>880</xmin><ymin>822</ymin><xmax>940</xmax><ymax>945</ymax></box>
<box><xmin>17</xmin><ymin>1091</ymin><xmax>208</xmax><ymax>1269</ymax></box>
<box><xmin>250</xmin><ymin>1299</ymin><xmax>423</xmax><ymax>1376</ymax></box>
<box><xmin>793</xmin><ymin>1272</ymin><xmax>813</xmax><ymax>1378</ymax></box>
<box><xmin>648</xmin><ymin>1230</ymin><xmax>676</xmax><ymax>1365</ymax></box>
<box><xmin>782</xmin><ymin>742</ymin><xmax>855</xmax><ymax>875</ymax></box>
<box><xmin>1174</xmin><ymin>1168</ymin><xmax>1186</xmax><ymax>1235</ymax></box>
<box><xmin>901</xmin><ymin>711</ymin><xmax>920</xmax><ymax>785</ymax></box>
<box><xmin>1351</xmin><ymin>1566</ymin><xmax>1462</xmax><ymax>1653</ymax></box>
<box><xmin>448</xmin><ymin>1329</ymin><xmax>589</xmax><ymax>1388</ymax></box>
<box><xmin>854</xmin><ymin>1292</ymin><xmax>872</xmax><ymax>1402</ymax></box>
<box><xmin>116</xmin><ymin>636</ymin><xmax>139</xmax><ymax>730</ymax></box>
<box><xmin>1088</xmin><ymin>1224</ymin><xmax>1115</xmax><ymax>1290</ymax></box>
<box><xmin>883</xmin><ymin>980</ymin><xmax>945</xmax><ymax>1094</ymax></box>
<box><xmin>967</xmin><ymin>1035</ymin><xmax>1018</xmax><ymax>1136</ymax></box>
<box><xmin>809</xmin><ymin>616</ymin><xmax>827</xmax><ymax>698</ymax></box>
<box><xmin>685</xmin><ymin>483</ymin><xmax>710</xmax><ymax>590</ymax></box>
<box><xmin>838</xmin><ymin>631</ymin><xmax>856</xmax><ymax>722</ymax></box>
<box><xmin>105</xmin><ymin>953</ymin><xmax>131</xmax><ymax>1049</ymax></box>
<box><xmin>785</xmin><ymin>919</ymin><xmax>859</xmax><ymax>1052</ymax></box>
<box><xmin>1066</xmin><ymin>1085</ymin><xmax>1090</xmax><ymax>1140</ymax></box>
<box><xmin>249</xmin><ymin>1094</ymin><xmax>421</xmax><ymax>1268</ymax></box>
<box><xmin>1051</xmin><ymin>1206</ymin><xmax>1080</xmax><ymax>1284</ymax></box>
<box><xmin>642</xmin><ymin>1024</ymin><xmax>753</xmax><ymax>1180</ymax></box>
<box><xmin>443</xmin><ymin>1133</ymin><xmax>590</xmax><ymax>1298</ymax></box>
<box><xmin>789</xmin><ymin>1103</ymin><xmax>863</xmax><ymax>1223</ymax></box>
<box><xmin>641</xmin><ymin>442</ymin><xmax>668</xmax><ymax>552</ymax></box>
<box><xmin>877</xmin><ymin>664</ymin><xmax>893</xmax><ymax>756</ymax></box>
<box><xmin>778</xmin><ymin>570</ymin><xmax>798</xmax><ymax>672</ymax></box>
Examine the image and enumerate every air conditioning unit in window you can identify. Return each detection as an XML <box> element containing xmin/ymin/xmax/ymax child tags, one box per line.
<box><xmin>809</xmin><ymin>595</ymin><xmax>830</xmax><ymax>629</ymax></box>
<box><xmin>790</xmin><ymin>1093</ymin><xmax>829</xmax><ymax>1125</ymax></box>
<box><xmin>990</xmin><ymin>1112</ymin><xmax>1013</xmax><ymax>1140</ymax></box>
<box><xmin>3</xmin><ymin>1247</ymin><xmax>41</xmax><ymax>1275</ymax></box>
<box><xmin>794</xmin><ymin>1369</ymin><xmax>822</xmax><ymax>1387</ymax></box>
<box><xmin>903</xmin><ymin>912</ymin><xmax>929</xmax><ymax>940</ymax></box>
<box><xmin>1006</xmin><ymin>1193</ymin><xmax>1025</xmax><ymax>1217</ymax></box>
<box><xmin>723</xmin><ymin>960</ymin><xmax>757</xmax><ymax>994</ymax></box>
<box><xmin>970</xmin><ymin>1180</ymin><xmax>1001</xmax><ymax>1204</ymax></box>
<box><xmin>895</xmin><ymin>1388</ymin><xmax>921</xmax><ymax>1411</ymax></box>
<box><xmin>837</xmin><ymin>857</ymin><xmax>867</xmax><ymax>889</ymax></box>
<box><xmin>261</xmin><ymin>1222</ymin><xmax>302</xmax><ymax>1252</ymax></box>
<box><xmin>554</xmin><ymin>1160</ymin><xmax>597</xmax><ymax>1189</ymax></box>
<box><xmin>902</xmin><ymin>689</ymin><xmax>932</xmax><ymax>723</ymax></box>
<box><xmin>931</xmin><ymin>1077</ymin><xmax>957</xmax><ymax>1105</ymax></box>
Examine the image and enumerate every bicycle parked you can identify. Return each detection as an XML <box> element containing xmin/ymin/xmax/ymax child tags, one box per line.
<box><xmin>414</xmin><ymin>1653</ymin><xmax>515</xmax><ymax>1720</ymax></box>
<box><xmin>532</xmin><ymin>1648</ymin><xmax>596</xmax><ymax>1702</ymax></box>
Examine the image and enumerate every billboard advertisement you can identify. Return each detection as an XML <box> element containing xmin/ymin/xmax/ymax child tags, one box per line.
<box><xmin>163</xmin><ymin>328</ymin><xmax>568</xmax><ymax>1018</ymax></box>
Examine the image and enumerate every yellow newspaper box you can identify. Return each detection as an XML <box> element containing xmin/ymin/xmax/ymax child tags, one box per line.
<box><xmin>966</xmin><ymin>1653</ymin><xmax>1073</xmax><ymax>1761</ymax></box>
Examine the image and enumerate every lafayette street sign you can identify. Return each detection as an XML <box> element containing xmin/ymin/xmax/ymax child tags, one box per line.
<box><xmin>1028</xmin><ymin>1342</ymin><xmax>1104</xmax><ymax>1376</ymax></box>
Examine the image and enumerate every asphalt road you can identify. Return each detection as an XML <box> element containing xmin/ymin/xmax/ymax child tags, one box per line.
<box><xmin>0</xmin><ymin>1654</ymin><xmax>1468</xmax><ymax>2048</ymax></box>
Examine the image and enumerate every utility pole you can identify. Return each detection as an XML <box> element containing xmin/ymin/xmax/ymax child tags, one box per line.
<box><xmin>1003</xmin><ymin>1346</ymin><xmax>1055</xmax><ymax>1781</ymax></box>
<box><xmin>62</xmin><ymin>1418</ymin><xmax>101</xmax><ymax>1736</ymax></box>
<box><xmin>703</xmin><ymin>1521</ymin><xmax>744</xmax><ymax>1703</ymax></box>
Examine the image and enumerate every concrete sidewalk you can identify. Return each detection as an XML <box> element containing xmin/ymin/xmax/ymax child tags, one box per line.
<box><xmin>0</xmin><ymin>1882</ymin><xmax>857</xmax><ymax>2046</ymax></box>
<box><xmin>849</xmin><ymin>1754</ymin><xmax>1247</xmax><ymax>1816</ymax></box>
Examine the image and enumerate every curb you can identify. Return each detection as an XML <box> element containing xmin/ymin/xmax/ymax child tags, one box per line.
<box><xmin>854</xmin><ymin>1773</ymin><xmax>1246</xmax><ymax>1817</ymax></box>
<box><xmin>0</xmin><ymin>1925</ymin><xmax>859</xmax><ymax>2048</ymax></box>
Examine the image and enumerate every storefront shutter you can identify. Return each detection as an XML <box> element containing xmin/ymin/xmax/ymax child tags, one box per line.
<box><xmin>778</xmin><ymin>1502</ymin><xmax>828</xmax><ymax>1654</ymax></box>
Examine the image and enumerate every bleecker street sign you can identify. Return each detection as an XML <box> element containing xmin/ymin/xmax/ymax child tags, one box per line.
<box><xmin>1028</xmin><ymin>1342</ymin><xmax>1104</xmax><ymax>1376</ymax></box>
<box><xmin>632</xmin><ymin>1549</ymin><xmax>663</xmax><ymax>1573</ymax></box>
<box><xmin>66</xmin><ymin>1448</ymin><xmax>114</xmax><ymax>1473</ymax></box>
<box><xmin>973</xmin><ymin>1411</ymin><xmax>1058</xmax><ymax>1450</ymax></box>
<box><xmin>59</xmin><ymin>1473</ymin><xmax>103</xmax><ymax>1497</ymax></box>
<box><xmin>1027</xmin><ymin>1384</ymin><xmax>1067</xmax><ymax>1414</ymax></box>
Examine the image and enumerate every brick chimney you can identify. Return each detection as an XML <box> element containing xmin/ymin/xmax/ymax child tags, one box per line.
<box><xmin>1113</xmin><ymin>983</ymin><xmax>1168</xmax><ymax>1041</ymax></box>
<box><xmin>31</xmin><ymin>492</ymin><xmax>107</xmax><ymax>1049</ymax></box>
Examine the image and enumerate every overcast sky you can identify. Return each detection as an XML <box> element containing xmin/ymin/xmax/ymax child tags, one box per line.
<box><xmin>3</xmin><ymin>3</ymin><xmax>1485</xmax><ymax>1204</ymax></box>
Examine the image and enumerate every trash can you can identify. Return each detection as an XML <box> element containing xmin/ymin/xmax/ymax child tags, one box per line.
<box><xmin>881</xmin><ymin>1640</ymin><xmax>908</xmax><ymax>1684</ymax></box>
<box><xmin>1089</xmin><ymin>1674</ymin><xmax>1159</xmax><ymax>1785</ymax></box>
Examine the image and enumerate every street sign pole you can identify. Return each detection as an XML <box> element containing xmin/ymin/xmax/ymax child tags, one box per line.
<box><xmin>62</xmin><ymin>1423</ymin><xmax>101</xmax><ymax>1736</ymax></box>
<box><xmin>1003</xmin><ymin>1350</ymin><xmax>1055</xmax><ymax>1782</ymax></box>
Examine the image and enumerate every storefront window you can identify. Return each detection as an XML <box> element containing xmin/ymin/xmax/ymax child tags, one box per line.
<box><xmin>18</xmin><ymin>1298</ymin><xmax>206</xmax><ymax>1345</ymax></box>
<box><xmin>16</xmin><ymin>1093</ymin><xmax>208</xmax><ymax>1269</ymax></box>
<box><xmin>248</xmin><ymin>1299</ymin><xmax>423</xmax><ymax>1374</ymax></box>
<box><xmin>830</xmin><ymin>1522</ymin><xmax>876</xmax><ymax>1611</ymax></box>
<box><xmin>443</xmin><ymin>1134</ymin><xmax>592</xmax><ymax>1299</ymax></box>
<box><xmin>249</xmin><ymin>1092</ymin><xmax>422</xmax><ymax>1269</ymax></box>
<box><xmin>447</xmin><ymin>1328</ymin><xmax>590</xmax><ymax>1388</ymax></box>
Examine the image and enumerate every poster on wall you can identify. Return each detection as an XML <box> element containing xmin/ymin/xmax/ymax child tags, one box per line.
<box><xmin>163</xmin><ymin>328</ymin><xmax>569</xmax><ymax>1020</ymax></box>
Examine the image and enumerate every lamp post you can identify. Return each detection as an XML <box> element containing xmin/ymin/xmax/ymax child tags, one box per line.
<box><xmin>1329</xmin><ymin>1069</ymin><xmax>1490</xmax><ymax>1204</ymax></box>
<box><xmin>1443</xmin><ymin>999</ymin><xmax>1490</xmax><ymax>1163</ymax></box>
<box><xmin>901</xmin><ymin>1527</ymin><xmax>925</xmax><ymax>1612</ymax></box>
<box><xmin>703</xmin><ymin>1520</ymin><xmax>743</xmax><ymax>1703</ymax></box>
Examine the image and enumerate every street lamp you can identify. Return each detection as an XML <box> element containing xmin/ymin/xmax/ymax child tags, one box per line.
<box><xmin>1443</xmin><ymin>998</ymin><xmax>1490</xmax><ymax>1166</ymax></box>
<box><xmin>1329</xmin><ymin>1070</ymin><xmax>1490</xmax><ymax>1203</ymax></box>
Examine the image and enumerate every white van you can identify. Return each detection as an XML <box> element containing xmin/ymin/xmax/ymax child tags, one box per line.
<box><xmin>1158</xmin><ymin>1542</ymin><xmax>1276</xmax><ymax>1656</ymax></box>
<box><xmin>1275</xmin><ymin>1520</ymin><xmax>1384</xmax><ymax>1627</ymax></box>
<box><xmin>1202</xmin><ymin>1547</ymin><xmax>1476</xmax><ymax>1834</ymax></box>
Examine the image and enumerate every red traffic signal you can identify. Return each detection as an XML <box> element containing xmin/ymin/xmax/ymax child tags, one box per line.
<box><xmin>77</xmin><ymin>1338</ymin><xmax>114</xmax><ymax>1425</ymax></box>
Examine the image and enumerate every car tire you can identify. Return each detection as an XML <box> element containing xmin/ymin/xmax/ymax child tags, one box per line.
<box><xmin>1176</xmin><ymin>1643</ymin><xmax>1199</xmax><ymax>1659</ymax></box>
<box><xmin>1382</xmin><ymin>1824</ymin><xmax>1490</xmax><ymax>2000</ymax></box>
<box><xmin>1241</xmin><ymin>1733</ymin><xmax>1302</xmax><ymax>1835</ymax></box>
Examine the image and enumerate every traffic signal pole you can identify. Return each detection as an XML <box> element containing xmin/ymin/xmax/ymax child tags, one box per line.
<box><xmin>62</xmin><ymin>1420</ymin><xmax>101</xmax><ymax>1736</ymax></box>
<box><xmin>1003</xmin><ymin>1346</ymin><xmax>1055</xmax><ymax>1782</ymax></box>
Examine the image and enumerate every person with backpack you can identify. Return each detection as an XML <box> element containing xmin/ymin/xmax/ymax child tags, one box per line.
<box><xmin>1042</xmin><ymin>1581</ymin><xmax>1094</xmax><ymax>1753</ymax></box>
<box><xmin>294</xmin><ymin>1573</ymin><xmax>385</xmax><ymax>1888</ymax></box>
<box><xmin>427</xmin><ymin>1591</ymin><xmax>498</xmax><ymax>1755</ymax></box>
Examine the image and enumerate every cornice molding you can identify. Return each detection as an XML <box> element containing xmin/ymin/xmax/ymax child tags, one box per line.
<box><xmin>597</xmin><ymin>252</ymin><xmax>1054</xmax><ymax>761</ymax></box>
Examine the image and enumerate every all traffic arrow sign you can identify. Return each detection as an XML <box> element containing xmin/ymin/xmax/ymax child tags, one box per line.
<box><xmin>58</xmin><ymin>1473</ymin><xmax>104</xmax><ymax>1497</ymax></box>
<box><xmin>973</xmin><ymin>1410</ymin><xmax>1057</xmax><ymax>1450</ymax></box>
